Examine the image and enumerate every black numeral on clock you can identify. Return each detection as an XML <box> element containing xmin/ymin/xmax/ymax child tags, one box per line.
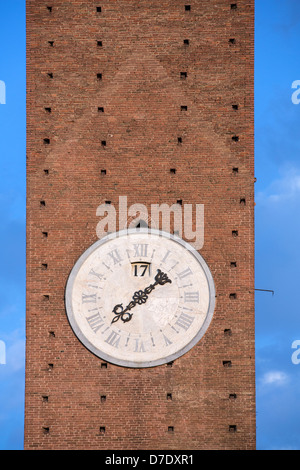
<box><xmin>184</xmin><ymin>291</ymin><xmax>199</xmax><ymax>303</ymax></box>
<box><xmin>89</xmin><ymin>268</ymin><xmax>104</xmax><ymax>281</ymax></box>
<box><xmin>104</xmin><ymin>330</ymin><xmax>121</xmax><ymax>348</ymax></box>
<box><xmin>177</xmin><ymin>267</ymin><xmax>193</xmax><ymax>280</ymax></box>
<box><xmin>175</xmin><ymin>312</ymin><xmax>194</xmax><ymax>331</ymax></box>
<box><xmin>162</xmin><ymin>250</ymin><xmax>171</xmax><ymax>263</ymax></box>
<box><xmin>82</xmin><ymin>293</ymin><xmax>97</xmax><ymax>304</ymax></box>
<box><xmin>163</xmin><ymin>334</ymin><xmax>173</xmax><ymax>346</ymax></box>
<box><xmin>86</xmin><ymin>312</ymin><xmax>104</xmax><ymax>333</ymax></box>
<box><xmin>108</xmin><ymin>249</ymin><xmax>123</xmax><ymax>265</ymax></box>
<box><xmin>134</xmin><ymin>338</ymin><xmax>146</xmax><ymax>352</ymax></box>
<box><xmin>133</xmin><ymin>244</ymin><xmax>148</xmax><ymax>258</ymax></box>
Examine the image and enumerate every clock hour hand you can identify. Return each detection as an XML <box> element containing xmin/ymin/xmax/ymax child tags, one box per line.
<box><xmin>111</xmin><ymin>269</ymin><xmax>172</xmax><ymax>324</ymax></box>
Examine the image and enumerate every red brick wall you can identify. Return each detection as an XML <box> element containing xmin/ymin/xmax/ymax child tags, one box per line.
<box><xmin>25</xmin><ymin>0</ymin><xmax>255</xmax><ymax>450</ymax></box>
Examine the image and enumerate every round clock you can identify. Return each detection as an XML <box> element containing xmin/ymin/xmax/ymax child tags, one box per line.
<box><xmin>65</xmin><ymin>229</ymin><xmax>215</xmax><ymax>368</ymax></box>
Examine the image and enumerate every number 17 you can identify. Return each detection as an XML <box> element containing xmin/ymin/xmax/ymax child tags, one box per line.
<box><xmin>133</xmin><ymin>264</ymin><xmax>150</xmax><ymax>277</ymax></box>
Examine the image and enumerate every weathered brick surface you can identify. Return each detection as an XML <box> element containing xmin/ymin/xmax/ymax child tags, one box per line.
<box><xmin>25</xmin><ymin>0</ymin><xmax>255</xmax><ymax>450</ymax></box>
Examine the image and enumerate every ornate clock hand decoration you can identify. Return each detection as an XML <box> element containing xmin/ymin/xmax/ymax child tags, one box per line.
<box><xmin>111</xmin><ymin>269</ymin><xmax>172</xmax><ymax>324</ymax></box>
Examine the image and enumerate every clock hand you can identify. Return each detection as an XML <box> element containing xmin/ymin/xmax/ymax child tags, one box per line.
<box><xmin>111</xmin><ymin>269</ymin><xmax>172</xmax><ymax>324</ymax></box>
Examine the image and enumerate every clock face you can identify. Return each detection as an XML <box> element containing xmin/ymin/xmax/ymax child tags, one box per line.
<box><xmin>65</xmin><ymin>229</ymin><xmax>215</xmax><ymax>368</ymax></box>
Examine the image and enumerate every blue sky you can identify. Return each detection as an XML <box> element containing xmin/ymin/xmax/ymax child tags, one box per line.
<box><xmin>255</xmin><ymin>0</ymin><xmax>300</xmax><ymax>450</ymax></box>
<box><xmin>0</xmin><ymin>0</ymin><xmax>300</xmax><ymax>450</ymax></box>
<box><xmin>0</xmin><ymin>1</ymin><xmax>26</xmax><ymax>451</ymax></box>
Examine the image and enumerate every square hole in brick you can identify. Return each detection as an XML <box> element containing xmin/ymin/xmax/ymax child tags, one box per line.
<box><xmin>43</xmin><ymin>294</ymin><xmax>50</xmax><ymax>301</ymax></box>
<box><xmin>44</xmin><ymin>169</ymin><xmax>49</xmax><ymax>175</ymax></box>
<box><xmin>232</xmin><ymin>167</ymin><xmax>239</xmax><ymax>174</ymax></box>
<box><xmin>229</xmin><ymin>393</ymin><xmax>237</xmax><ymax>400</ymax></box>
<box><xmin>101</xmin><ymin>395</ymin><xmax>106</xmax><ymax>403</ymax></box>
<box><xmin>42</xmin><ymin>232</ymin><xmax>48</xmax><ymax>238</ymax></box>
<box><xmin>47</xmin><ymin>6</ymin><xmax>52</xmax><ymax>12</ymax></box>
<box><xmin>170</xmin><ymin>168</ymin><xmax>176</xmax><ymax>174</ymax></box>
<box><xmin>229</xmin><ymin>425</ymin><xmax>237</xmax><ymax>432</ymax></box>
<box><xmin>97</xmin><ymin>41</ymin><xmax>103</xmax><ymax>47</ymax></box>
<box><xmin>180</xmin><ymin>72</ymin><xmax>187</xmax><ymax>79</ymax></box>
<box><xmin>101</xmin><ymin>362</ymin><xmax>107</xmax><ymax>369</ymax></box>
<box><xmin>42</xmin><ymin>427</ymin><xmax>50</xmax><ymax>435</ymax></box>
<box><xmin>224</xmin><ymin>328</ymin><xmax>232</xmax><ymax>336</ymax></box>
<box><xmin>223</xmin><ymin>360</ymin><xmax>232</xmax><ymax>368</ymax></box>
<box><xmin>100</xmin><ymin>426</ymin><xmax>106</xmax><ymax>434</ymax></box>
<box><xmin>168</xmin><ymin>426</ymin><xmax>174</xmax><ymax>433</ymax></box>
<box><xmin>101</xmin><ymin>169</ymin><xmax>107</xmax><ymax>175</ymax></box>
<box><xmin>183</xmin><ymin>39</ymin><xmax>190</xmax><ymax>45</ymax></box>
<box><xmin>97</xmin><ymin>73</ymin><xmax>103</xmax><ymax>80</ymax></box>
<box><xmin>229</xmin><ymin>38</ymin><xmax>236</xmax><ymax>45</ymax></box>
<box><xmin>42</xmin><ymin>395</ymin><xmax>49</xmax><ymax>402</ymax></box>
<box><xmin>229</xmin><ymin>293</ymin><xmax>237</xmax><ymax>300</ymax></box>
<box><xmin>185</xmin><ymin>5</ymin><xmax>191</xmax><ymax>11</ymax></box>
<box><xmin>45</xmin><ymin>107</ymin><xmax>52</xmax><ymax>113</ymax></box>
<box><xmin>40</xmin><ymin>200</ymin><xmax>46</xmax><ymax>207</ymax></box>
<box><xmin>240</xmin><ymin>198</ymin><xmax>246</xmax><ymax>205</ymax></box>
<box><xmin>166</xmin><ymin>361</ymin><xmax>173</xmax><ymax>367</ymax></box>
<box><xmin>181</xmin><ymin>105</ymin><xmax>187</xmax><ymax>111</ymax></box>
<box><xmin>41</xmin><ymin>263</ymin><xmax>48</xmax><ymax>270</ymax></box>
<box><xmin>167</xmin><ymin>393</ymin><xmax>172</xmax><ymax>400</ymax></box>
<box><xmin>232</xmin><ymin>135</ymin><xmax>239</xmax><ymax>142</ymax></box>
<box><xmin>43</xmin><ymin>138</ymin><xmax>50</xmax><ymax>145</ymax></box>
<box><xmin>231</xmin><ymin>4</ymin><xmax>237</xmax><ymax>10</ymax></box>
<box><xmin>232</xmin><ymin>230</ymin><xmax>238</xmax><ymax>237</ymax></box>
<box><xmin>232</xmin><ymin>104</ymin><xmax>239</xmax><ymax>110</ymax></box>
<box><xmin>177</xmin><ymin>199</ymin><xmax>183</xmax><ymax>205</ymax></box>
<box><xmin>48</xmin><ymin>364</ymin><xmax>54</xmax><ymax>371</ymax></box>
<box><xmin>96</xmin><ymin>7</ymin><xmax>102</xmax><ymax>13</ymax></box>
<box><xmin>48</xmin><ymin>41</ymin><xmax>54</xmax><ymax>47</ymax></box>
<box><xmin>47</xmin><ymin>73</ymin><xmax>53</xmax><ymax>78</ymax></box>
<box><xmin>101</xmin><ymin>140</ymin><xmax>106</xmax><ymax>147</ymax></box>
<box><xmin>230</xmin><ymin>261</ymin><xmax>237</xmax><ymax>268</ymax></box>
<box><xmin>98</xmin><ymin>107</ymin><xmax>104</xmax><ymax>112</ymax></box>
<box><xmin>49</xmin><ymin>331</ymin><xmax>55</xmax><ymax>338</ymax></box>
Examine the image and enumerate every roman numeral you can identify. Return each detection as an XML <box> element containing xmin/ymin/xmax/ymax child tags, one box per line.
<box><xmin>133</xmin><ymin>244</ymin><xmax>148</xmax><ymax>257</ymax></box>
<box><xmin>163</xmin><ymin>334</ymin><xmax>172</xmax><ymax>346</ymax></box>
<box><xmin>86</xmin><ymin>312</ymin><xmax>104</xmax><ymax>333</ymax></box>
<box><xmin>107</xmin><ymin>249</ymin><xmax>123</xmax><ymax>265</ymax></box>
<box><xmin>175</xmin><ymin>313</ymin><xmax>194</xmax><ymax>331</ymax></box>
<box><xmin>134</xmin><ymin>338</ymin><xmax>146</xmax><ymax>352</ymax></box>
<box><xmin>82</xmin><ymin>293</ymin><xmax>97</xmax><ymax>304</ymax></box>
<box><xmin>89</xmin><ymin>268</ymin><xmax>104</xmax><ymax>281</ymax></box>
<box><xmin>177</xmin><ymin>267</ymin><xmax>193</xmax><ymax>280</ymax></box>
<box><xmin>162</xmin><ymin>250</ymin><xmax>171</xmax><ymax>263</ymax></box>
<box><xmin>104</xmin><ymin>330</ymin><xmax>121</xmax><ymax>348</ymax></box>
<box><xmin>184</xmin><ymin>291</ymin><xmax>199</xmax><ymax>303</ymax></box>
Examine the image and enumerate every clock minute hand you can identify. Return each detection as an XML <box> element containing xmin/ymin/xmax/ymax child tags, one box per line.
<box><xmin>111</xmin><ymin>269</ymin><xmax>172</xmax><ymax>324</ymax></box>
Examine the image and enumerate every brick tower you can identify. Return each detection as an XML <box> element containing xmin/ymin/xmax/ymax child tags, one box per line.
<box><xmin>25</xmin><ymin>0</ymin><xmax>255</xmax><ymax>450</ymax></box>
